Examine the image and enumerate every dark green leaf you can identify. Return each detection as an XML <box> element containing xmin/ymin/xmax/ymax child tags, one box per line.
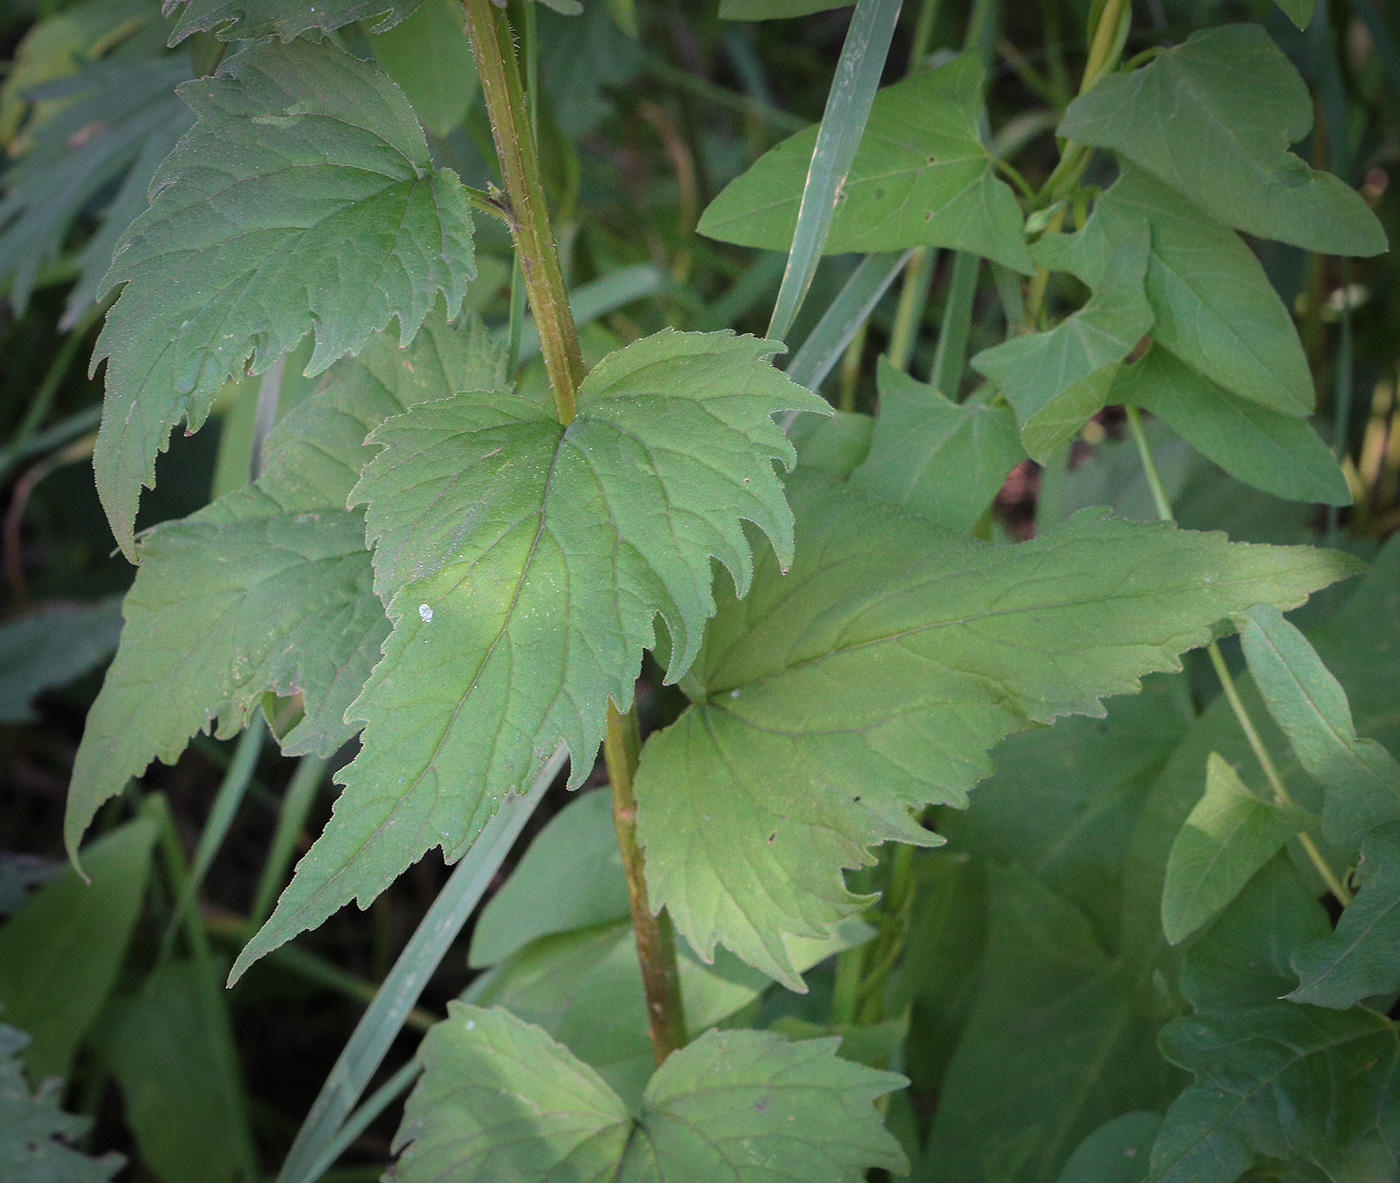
<box><xmin>1161</xmin><ymin>752</ymin><xmax>1312</xmax><ymax>945</ymax></box>
<box><xmin>0</xmin><ymin>599</ymin><xmax>123</xmax><ymax>724</ymax></box>
<box><xmin>1056</xmin><ymin>1113</ymin><xmax>1161</xmax><ymax>1183</ymax></box>
<box><xmin>850</xmin><ymin>358</ymin><xmax>1025</xmax><ymax>533</ymax></box>
<box><xmin>537</xmin><ymin>4</ymin><xmax>643</xmax><ymax>139</ymax></box>
<box><xmin>1059</xmin><ymin>25</ymin><xmax>1386</xmax><ymax>256</ymax></box>
<box><xmin>233</xmin><ymin>331</ymin><xmax>826</xmax><ymax>982</ymax></box>
<box><xmin>1276</xmin><ymin>0</ymin><xmax>1317</xmax><ymax>29</ymax></box>
<box><xmin>94</xmin><ymin>37</ymin><xmax>475</xmax><ymax>555</ymax></box>
<box><xmin>0</xmin><ymin>817</ymin><xmax>157</xmax><ymax>1082</ymax></box>
<box><xmin>370</xmin><ymin>0</ymin><xmax>477</xmax><ymax>139</ymax></box>
<box><xmin>719</xmin><ymin>0</ymin><xmax>846</xmax><ymax>20</ymax></box>
<box><xmin>163</xmin><ymin>0</ymin><xmax>424</xmax><ymax>42</ymax></box>
<box><xmin>393</xmin><ymin>1005</ymin><xmax>907</xmax><ymax>1182</ymax></box>
<box><xmin>698</xmin><ymin>54</ymin><xmax>1034</xmax><ymax>273</ymax></box>
<box><xmin>634</xmin><ymin>471</ymin><xmax>1359</xmax><ymax>985</ymax></box>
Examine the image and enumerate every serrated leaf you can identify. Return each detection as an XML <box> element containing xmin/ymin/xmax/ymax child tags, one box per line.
<box><xmin>66</xmin><ymin>314</ymin><xmax>501</xmax><ymax>858</ymax></box>
<box><xmin>393</xmin><ymin>1005</ymin><xmax>907</xmax><ymax>1182</ymax></box>
<box><xmin>633</xmin><ymin>471</ymin><xmax>1360</xmax><ymax>985</ymax></box>
<box><xmin>1102</xmin><ymin>166</ymin><xmax>1313</xmax><ymax>417</ymax></box>
<box><xmin>1056</xmin><ymin>1113</ymin><xmax>1162</xmax><ymax>1183</ymax></box>
<box><xmin>1161</xmin><ymin>752</ymin><xmax>1311</xmax><ymax>945</ymax></box>
<box><xmin>93</xmin><ymin>37</ymin><xmax>475</xmax><ymax>557</ymax></box>
<box><xmin>0</xmin><ymin>599</ymin><xmax>123</xmax><ymax>724</ymax></box>
<box><xmin>698</xmin><ymin>53</ymin><xmax>1033</xmax><ymax>273</ymax></box>
<box><xmin>1150</xmin><ymin>1005</ymin><xmax>1400</xmax><ymax>1183</ymax></box>
<box><xmin>850</xmin><ymin>358</ymin><xmax>1025</xmax><ymax>533</ymax></box>
<box><xmin>1289</xmin><ymin>824</ymin><xmax>1400</xmax><ymax>1008</ymax></box>
<box><xmin>0</xmin><ymin>1023</ymin><xmax>123</xmax><ymax>1182</ymax></box>
<box><xmin>1113</xmin><ymin>348</ymin><xmax>1349</xmax><ymax>507</ymax></box>
<box><xmin>232</xmin><ymin>330</ymin><xmax>826</xmax><ymax>982</ymax></box>
<box><xmin>1059</xmin><ymin>25</ymin><xmax>1386</xmax><ymax>256</ymax></box>
<box><xmin>971</xmin><ymin>198</ymin><xmax>1153</xmax><ymax>461</ymax></box>
<box><xmin>1239</xmin><ymin>602</ymin><xmax>1400</xmax><ymax>849</ymax></box>
<box><xmin>162</xmin><ymin>0</ymin><xmax>424</xmax><ymax>43</ymax></box>
<box><xmin>924</xmin><ymin>867</ymin><xmax>1176</xmax><ymax>1183</ymax></box>
<box><xmin>0</xmin><ymin>817</ymin><xmax>157</xmax><ymax>1083</ymax></box>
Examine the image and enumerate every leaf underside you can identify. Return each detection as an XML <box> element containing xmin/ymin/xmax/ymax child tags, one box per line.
<box><xmin>161</xmin><ymin>0</ymin><xmax>424</xmax><ymax>43</ymax></box>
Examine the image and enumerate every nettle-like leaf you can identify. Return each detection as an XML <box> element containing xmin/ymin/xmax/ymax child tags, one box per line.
<box><xmin>392</xmin><ymin>1005</ymin><xmax>907</xmax><ymax>1182</ymax></box>
<box><xmin>1150</xmin><ymin>1005</ymin><xmax>1400</xmax><ymax>1183</ymax></box>
<box><xmin>698</xmin><ymin>52</ymin><xmax>1034</xmax><ymax>273</ymax></box>
<box><xmin>633</xmin><ymin>471</ymin><xmax>1359</xmax><ymax>986</ymax></box>
<box><xmin>971</xmin><ymin>197</ymin><xmax>1153</xmax><ymax>461</ymax></box>
<box><xmin>66</xmin><ymin>314</ymin><xmax>502</xmax><ymax>858</ymax></box>
<box><xmin>162</xmin><ymin>0</ymin><xmax>424</xmax><ymax>43</ymax></box>
<box><xmin>231</xmin><ymin>330</ymin><xmax>827</xmax><ymax>981</ymax></box>
<box><xmin>1059</xmin><ymin>24</ymin><xmax>1386</xmax><ymax>257</ymax></box>
<box><xmin>93</xmin><ymin>36</ymin><xmax>475</xmax><ymax>557</ymax></box>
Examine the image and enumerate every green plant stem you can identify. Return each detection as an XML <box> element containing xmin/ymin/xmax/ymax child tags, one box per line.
<box><xmin>249</xmin><ymin>755</ymin><xmax>326</xmax><ymax>932</ymax></box>
<box><xmin>929</xmin><ymin>251</ymin><xmax>979</xmax><ymax>395</ymax></box>
<box><xmin>1327</xmin><ymin>259</ymin><xmax>1354</xmax><ymax>541</ymax></box>
<box><xmin>1124</xmin><ymin>406</ymin><xmax>1355</xmax><ymax>907</ymax></box>
<box><xmin>463</xmin><ymin>0</ymin><xmax>583</xmax><ymax>423</ymax></box>
<box><xmin>886</xmin><ymin>247</ymin><xmax>936</xmax><ymax>374</ymax></box>
<box><xmin>604</xmin><ymin>701</ymin><xmax>687</xmax><ymax>1063</ymax></box>
<box><xmin>300</xmin><ymin>1060</ymin><xmax>422</xmax><ymax>1183</ymax></box>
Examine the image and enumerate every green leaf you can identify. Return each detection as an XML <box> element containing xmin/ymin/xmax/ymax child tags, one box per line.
<box><xmin>468</xmin><ymin>789</ymin><xmax>628</xmax><ymax>968</ymax></box>
<box><xmin>393</xmin><ymin>1005</ymin><xmax>907</xmax><ymax>1182</ymax></box>
<box><xmin>1059</xmin><ymin>24</ymin><xmax>1386</xmax><ymax>257</ymax></box>
<box><xmin>67</xmin><ymin>314</ymin><xmax>500</xmax><ymax>859</ymax></box>
<box><xmin>233</xmin><ymin>330</ymin><xmax>826</xmax><ymax>982</ymax></box>
<box><xmin>1056</xmin><ymin>1113</ymin><xmax>1162</xmax><ymax>1183</ymax></box>
<box><xmin>1239</xmin><ymin>602</ymin><xmax>1400</xmax><ymax>849</ymax></box>
<box><xmin>1150</xmin><ymin>1005</ymin><xmax>1400</xmax><ymax>1182</ymax></box>
<box><xmin>93</xmin><ymin>37</ymin><xmax>475</xmax><ymax>556</ymax></box>
<box><xmin>1161</xmin><ymin>752</ymin><xmax>1311</xmax><ymax>945</ymax></box>
<box><xmin>370</xmin><ymin>0</ymin><xmax>477</xmax><ymax>139</ymax></box>
<box><xmin>1113</xmin><ymin>348</ymin><xmax>1350</xmax><ymax>507</ymax></box>
<box><xmin>0</xmin><ymin>1023</ymin><xmax>123</xmax><ymax>1182</ymax></box>
<box><xmin>633</xmin><ymin>471</ymin><xmax>1360</xmax><ymax>985</ymax></box>
<box><xmin>536</xmin><ymin>4</ymin><xmax>642</xmax><ymax>139</ymax></box>
<box><xmin>0</xmin><ymin>599</ymin><xmax>123</xmax><ymax>723</ymax></box>
<box><xmin>1101</xmin><ymin>166</ymin><xmax>1313</xmax><ymax>418</ymax></box>
<box><xmin>924</xmin><ymin>867</ymin><xmax>1177</xmax><ymax>1183</ymax></box>
<box><xmin>698</xmin><ymin>54</ymin><xmax>1034</xmax><ymax>274</ymax></box>
<box><xmin>719</xmin><ymin>0</ymin><xmax>846</xmax><ymax>20</ymax></box>
<box><xmin>97</xmin><ymin>961</ymin><xmax>254</xmax><ymax>1183</ymax></box>
<box><xmin>970</xmin><ymin>198</ymin><xmax>1153</xmax><ymax>461</ymax></box>
<box><xmin>1276</xmin><ymin>0</ymin><xmax>1317</xmax><ymax>29</ymax></box>
<box><xmin>850</xmin><ymin>358</ymin><xmax>1026</xmax><ymax>533</ymax></box>
<box><xmin>0</xmin><ymin>817</ymin><xmax>157</xmax><ymax>1082</ymax></box>
<box><xmin>1289</xmin><ymin>823</ymin><xmax>1400</xmax><ymax>1008</ymax></box>
<box><xmin>162</xmin><ymin>0</ymin><xmax>425</xmax><ymax>42</ymax></box>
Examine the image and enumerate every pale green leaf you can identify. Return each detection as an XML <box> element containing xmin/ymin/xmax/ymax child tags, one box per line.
<box><xmin>698</xmin><ymin>54</ymin><xmax>1034</xmax><ymax>273</ymax></box>
<box><xmin>1150</xmin><ymin>1005</ymin><xmax>1400</xmax><ymax>1183</ymax></box>
<box><xmin>162</xmin><ymin>0</ymin><xmax>424</xmax><ymax>42</ymax></box>
<box><xmin>233</xmin><ymin>330</ymin><xmax>826</xmax><ymax>982</ymax></box>
<box><xmin>0</xmin><ymin>1023</ymin><xmax>123</xmax><ymax>1182</ymax></box>
<box><xmin>1102</xmin><ymin>166</ymin><xmax>1313</xmax><ymax>417</ymax></box>
<box><xmin>1114</xmin><ymin>348</ymin><xmax>1350</xmax><ymax>507</ymax></box>
<box><xmin>719</xmin><ymin>0</ymin><xmax>846</xmax><ymax>19</ymax></box>
<box><xmin>1056</xmin><ymin>1113</ymin><xmax>1161</xmax><ymax>1183</ymax></box>
<box><xmin>0</xmin><ymin>817</ymin><xmax>157</xmax><ymax>1082</ymax></box>
<box><xmin>93</xmin><ymin>37</ymin><xmax>475</xmax><ymax>556</ymax></box>
<box><xmin>66</xmin><ymin>315</ymin><xmax>500</xmax><ymax>858</ymax></box>
<box><xmin>850</xmin><ymin>359</ymin><xmax>1025</xmax><ymax>532</ymax></box>
<box><xmin>1289</xmin><ymin>823</ymin><xmax>1400</xmax><ymax>1008</ymax></box>
<box><xmin>634</xmin><ymin>471</ymin><xmax>1360</xmax><ymax>985</ymax></box>
<box><xmin>1059</xmin><ymin>25</ymin><xmax>1386</xmax><ymax>256</ymax></box>
<box><xmin>1276</xmin><ymin>0</ymin><xmax>1316</xmax><ymax>29</ymax></box>
<box><xmin>971</xmin><ymin>199</ymin><xmax>1153</xmax><ymax>461</ymax></box>
<box><xmin>1161</xmin><ymin>752</ymin><xmax>1311</xmax><ymax>945</ymax></box>
<box><xmin>97</xmin><ymin>961</ymin><xmax>254</xmax><ymax>1183</ymax></box>
<box><xmin>394</xmin><ymin>1006</ymin><xmax>906</xmax><ymax>1182</ymax></box>
<box><xmin>1239</xmin><ymin>602</ymin><xmax>1400</xmax><ymax>848</ymax></box>
<box><xmin>370</xmin><ymin>0</ymin><xmax>477</xmax><ymax>139</ymax></box>
<box><xmin>0</xmin><ymin>599</ymin><xmax>122</xmax><ymax>723</ymax></box>
<box><xmin>924</xmin><ymin>867</ymin><xmax>1176</xmax><ymax>1183</ymax></box>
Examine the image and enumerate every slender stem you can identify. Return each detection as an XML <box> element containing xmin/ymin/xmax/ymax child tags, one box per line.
<box><xmin>249</xmin><ymin>754</ymin><xmax>326</xmax><ymax>932</ymax></box>
<box><xmin>929</xmin><ymin>251</ymin><xmax>979</xmax><ymax>396</ymax></box>
<box><xmin>886</xmin><ymin>247</ymin><xmax>935</xmax><ymax>373</ymax></box>
<box><xmin>1125</xmin><ymin>407</ymin><xmax>1355</xmax><ymax>907</ymax></box>
<box><xmin>462</xmin><ymin>0</ymin><xmax>584</xmax><ymax>423</ymax></box>
<box><xmin>1327</xmin><ymin>258</ymin><xmax>1354</xmax><ymax>541</ymax></box>
<box><xmin>604</xmin><ymin>701</ymin><xmax>686</xmax><ymax>1063</ymax></box>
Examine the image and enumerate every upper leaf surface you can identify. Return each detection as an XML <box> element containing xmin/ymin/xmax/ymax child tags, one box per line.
<box><xmin>393</xmin><ymin>1005</ymin><xmax>907</xmax><ymax>1182</ymax></box>
<box><xmin>698</xmin><ymin>53</ymin><xmax>1034</xmax><ymax>273</ymax></box>
<box><xmin>634</xmin><ymin>472</ymin><xmax>1360</xmax><ymax>984</ymax></box>
<box><xmin>93</xmin><ymin>37</ymin><xmax>474</xmax><ymax>556</ymax></box>
<box><xmin>162</xmin><ymin>0</ymin><xmax>424</xmax><ymax>43</ymax></box>
<box><xmin>232</xmin><ymin>330</ymin><xmax>827</xmax><ymax>981</ymax></box>
<box><xmin>1059</xmin><ymin>24</ymin><xmax>1386</xmax><ymax>256</ymax></box>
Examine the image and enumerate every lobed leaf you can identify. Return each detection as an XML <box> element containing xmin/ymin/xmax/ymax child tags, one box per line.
<box><xmin>232</xmin><ymin>330</ymin><xmax>827</xmax><ymax>982</ymax></box>
<box><xmin>93</xmin><ymin>37</ymin><xmax>475</xmax><ymax>556</ymax></box>
<box><xmin>1059</xmin><ymin>24</ymin><xmax>1386</xmax><ymax>256</ymax></box>
<box><xmin>634</xmin><ymin>471</ymin><xmax>1360</xmax><ymax>985</ymax></box>
<box><xmin>698</xmin><ymin>53</ymin><xmax>1033</xmax><ymax>273</ymax></box>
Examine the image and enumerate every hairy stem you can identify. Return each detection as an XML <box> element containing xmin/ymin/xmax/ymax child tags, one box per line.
<box><xmin>604</xmin><ymin>701</ymin><xmax>687</xmax><ymax>1062</ymax></box>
